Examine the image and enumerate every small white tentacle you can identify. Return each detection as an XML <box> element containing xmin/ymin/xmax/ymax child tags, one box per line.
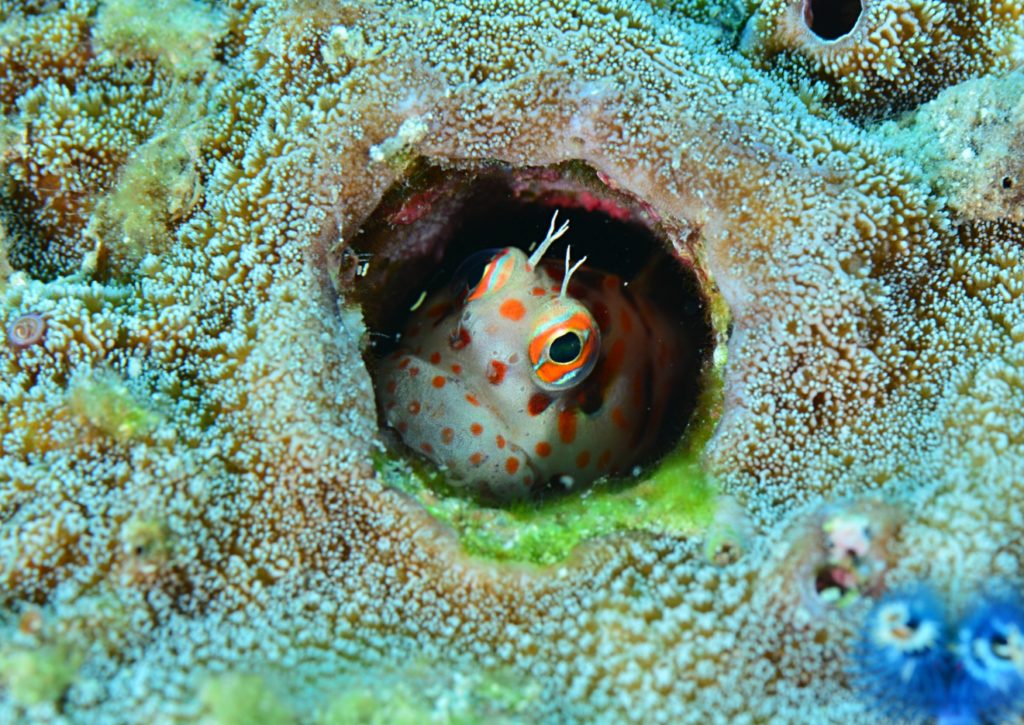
<box><xmin>528</xmin><ymin>210</ymin><xmax>571</xmax><ymax>268</ymax></box>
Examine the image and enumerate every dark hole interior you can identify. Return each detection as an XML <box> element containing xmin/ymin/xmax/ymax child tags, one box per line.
<box><xmin>1003</xmin><ymin>177</ymin><xmax>1014</xmax><ymax>189</ymax></box>
<box><xmin>343</xmin><ymin>159</ymin><xmax>714</xmax><ymax>501</ymax></box>
<box><xmin>803</xmin><ymin>0</ymin><xmax>862</xmax><ymax>41</ymax></box>
<box><xmin>814</xmin><ymin>565</ymin><xmax>855</xmax><ymax>599</ymax></box>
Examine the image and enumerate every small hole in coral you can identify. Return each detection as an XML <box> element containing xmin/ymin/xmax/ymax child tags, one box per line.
<box><xmin>344</xmin><ymin>159</ymin><xmax>717</xmax><ymax>503</ymax></box>
<box><xmin>814</xmin><ymin>564</ymin><xmax>858</xmax><ymax>603</ymax></box>
<box><xmin>803</xmin><ymin>0</ymin><xmax>862</xmax><ymax>41</ymax></box>
<box><xmin>1002</xmin><ymin>176</ymin><xmax>1014</xmax><ymax>190</ymax></box>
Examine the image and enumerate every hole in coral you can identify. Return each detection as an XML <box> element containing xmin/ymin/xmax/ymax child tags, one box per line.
<box><xmin>814</xmin><ymin>563</ymin><xmax>859</xmax><ymax>605</ymax></box>
<box><xmin>343</xmin><ymin>159</ymin><xmax>717</xmax><ymax>504</ymax></box>
<box><xmin>1002</xmin><ymin>176</ymin><xmax>1014</xmax><ymax>190</ymax></box>
<box><xmin>803</xmin><ymin>0</ymin><xmax>862</xmax><ymax>41</ymax></box>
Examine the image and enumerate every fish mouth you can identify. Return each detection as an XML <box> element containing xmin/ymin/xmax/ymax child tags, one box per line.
<box><xmin>339</xmin><ymin>156</ymin><xmax>724</xmax><ymax>502</ymax></box>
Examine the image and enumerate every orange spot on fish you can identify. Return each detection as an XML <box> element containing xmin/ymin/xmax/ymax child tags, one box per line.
<box><xmin>469</xmin><ymin>452</ymin><xmax>485</xmax><ymax>466</ymax></box>
<box><xmin>451</xmin><ymin>363</ymin><xmax>462</xmax><ymax>374</ymax></box>
<box><xmin>576</xmin><ymin>450</ymin><xmax>591</xmax><ymax>469</ymax></box>
<box><xmin>535</xmin><ymin>441</ymin><xmax>552</xmax><ymax>457</ymax></box>
<box><xmin>441</xmin><ymin>427</ymin><xmax>454</xmax><ymax>444</ymax></box>
<box><xmin>397</xmin><ymin>421</ymin><xmax>408</xmax><ymax>434</ymax></box>
<box><xmin>505</xmin><ymin>457</ymin><xmax>519</xmax><ymax>475</ymax></box>
<box><xmin>420</xmin><ymin>442</ymin><xmax>433</xmax><ymax>455</ymax></box>
<box><xmin>387</xmin><ymin>380</ymin><xmax>397</xmax><ymax>394</ymax></box>
<box><xmin>558</xmin><ymin>410</ymin><xmax>577</xmax><ymax>444</ymax></box>
<box><xmin>496</xmin><ymin>435</ymin><xmax>506</xmax><ymax>449</ymax></box>
<box><xmin>500</xmin><ymin>298</ymin><xmax>526</xmax><ymax>321</ymax></box>
<box><xmin>528</xmin><ymin>392</ymin><xmax>552</xmax><ymax>416</ymax></box>
<box><xmin>530</xmin><ymin>286</ymin><xmax>546</xmax><ymax>296</ymax></box>
<box><xmin>450</xmin><ymin>327</ymin><xmax>471</xmax><ymax>349</ymax></box>
<box><xmin>408</xmin><ymin>401</ymin><xmax>421</xmax><ymax>415</ymax></box>
<box><xmin>430</xmin><ymin>351</ymin><xmax>441</xmax><ymax>364</ymax></box>
<box><xmin>409</xmin><ymin>366</ymin><xmax>420</xmax><ymax>377</ymax></box>
<box><xmin>432</xmin><ymin>375</ymin><xmax>446</xmax><ymax>389</ymax></box>
<box><xmin>470</xmin><ymin>422</ymin><xmax>483</xmax><ymax>436</ymax></box>
<box><xmin>612</xmin><ymin>407</ymin><xmax>629</xmax><ymax>430</ymax></box>
<box><xmin>399</xmin><ymin>358</ymin><xmax>410</xmax><ymax>369</ymax></box>
<box><xmin>465</xmin><ymin>393</ymin><xmax>481</xmax><ymax>407</ymax></box>
<box><xmin>487</xmin><ymin>360</ymin><xmax>507</xmax><ymax>385</ymax></box>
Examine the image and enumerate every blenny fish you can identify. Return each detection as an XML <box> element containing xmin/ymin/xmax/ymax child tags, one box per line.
<box><xmin>379</xmin><ymin>212</ymin><xmax>684</xmax><ymax>501</ymax></box>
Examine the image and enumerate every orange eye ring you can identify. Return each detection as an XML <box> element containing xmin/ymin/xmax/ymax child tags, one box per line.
<box><xmin>528</xmin><ymin>303</ymin><xmax>600</xmax><ymax>391</ymax></box>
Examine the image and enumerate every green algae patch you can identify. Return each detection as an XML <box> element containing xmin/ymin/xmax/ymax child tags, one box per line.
<box><xmin>69</xmin><ymin>370</ymin><xmax>161</xmax><ymax>443</ymax></box>
<box><xmin>0</xmin><ymin>645</ymin><xmax>81</xmax><ymax>707</ymax></box>
<box><xmin>93</xmin><ymin>0</ymin><xmax>229</xmax><ymax>78</ymax></box>
<box><xmin>201</xmin><ymin>673</ymin><xmax>294</xmax><ymax>725</ymax></box>
<box><xmin>376</xmin><ymin>435</ymin><xmax>717</xmax><ymax>566</ymax></box>
<box><xmin>319</xmin><ymin>665</ymin><xmax>541</xmax><ymax>725</ymax></box>
<box><xmin>88</xmin><ymin>126</ymin><xmax>204</xmax><ymax>267</ymax></box>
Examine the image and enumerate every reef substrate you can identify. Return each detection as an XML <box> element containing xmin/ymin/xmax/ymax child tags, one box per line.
<box><xmin>1</xmin><ymin>0</ymin><xmax>1023</xmax><ymax>722</ymax></box>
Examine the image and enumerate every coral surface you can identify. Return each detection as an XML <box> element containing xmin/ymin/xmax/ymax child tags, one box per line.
<box><xmin>1</xmin><ymin>0</ymin><xmax>1023</xmax><ymax>722</ymax></box>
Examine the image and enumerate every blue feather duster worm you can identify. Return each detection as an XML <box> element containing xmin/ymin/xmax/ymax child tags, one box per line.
<box><xmin>948</xmin><ymin>595</ymin><xmax>1024</xmax><ymax>723</ymax></box>
<box><xmin>851</xmin><ymin>588</ymin><xmax>954</xmax><ymax>720</ymax></box>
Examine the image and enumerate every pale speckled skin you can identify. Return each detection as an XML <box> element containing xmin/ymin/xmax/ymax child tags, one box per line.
<box><xmin>380</xmin><ymin>242</ymin><xmax>683</xmax><ymax>500</ymax></box>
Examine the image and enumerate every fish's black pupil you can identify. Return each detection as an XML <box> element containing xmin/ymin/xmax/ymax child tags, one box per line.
<box><xmin>549</xmin><ymin>332</ymin><xmax>582</xmax><ymax>364</ymax></box>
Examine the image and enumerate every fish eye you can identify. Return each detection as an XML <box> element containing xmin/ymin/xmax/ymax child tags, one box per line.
<box><xmin>529</xmin><ymin>301</ymin><xmax>600</xmax><ymax>391</ymax></box>
<box><xmin>464</xmin><ymin>248</ymin><xmax>525</xmax><ymax>302</ymax></box>
<box><xmin>451</xmin><ymin>248</ymin><xmax>503</xmax><ymax>297</ymax></box>
<box><xmin>548</xmin><ymin>331</ymin><xmax>583</xmax><ymax>364</ymax></box>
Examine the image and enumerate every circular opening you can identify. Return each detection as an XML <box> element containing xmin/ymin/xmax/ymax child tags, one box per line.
<box><xmin>343</xmin><ymin>159</ymin><xmax>716</xmax><ymax>504</ymax></box>
<box><xmin>803</xmin><ymin>0</ymin><xmax>862</xmax><ymax>41</ymax></box>
<box><xmin>1002</xmin><ymin>176</ymin><xmax>1014</xmax><ymax>190</ymax></box>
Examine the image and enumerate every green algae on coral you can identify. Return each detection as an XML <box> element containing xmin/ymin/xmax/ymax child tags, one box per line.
<box><xmin>201</xmin><ymin>673</ymin><xmax>294</xmax><ymax>725</ymax></box>
<box><xmin>93</xmin><ymin>0</ymin><xmax>229</xmax><ymax>78</ymax></box>
<box><xmin>68</xmin><ymin>369</ymin><xmax>161</xmax><ymax>443</ymax></box>
<box><xmin>0</xmin><ymin>644</ymin><xmax>80</xmax><ymax>708</ymax></box>
<box><xmin>318</xmin><ymin>665</ymin><xmax>541</xmax><ymax>725</ymax></box>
